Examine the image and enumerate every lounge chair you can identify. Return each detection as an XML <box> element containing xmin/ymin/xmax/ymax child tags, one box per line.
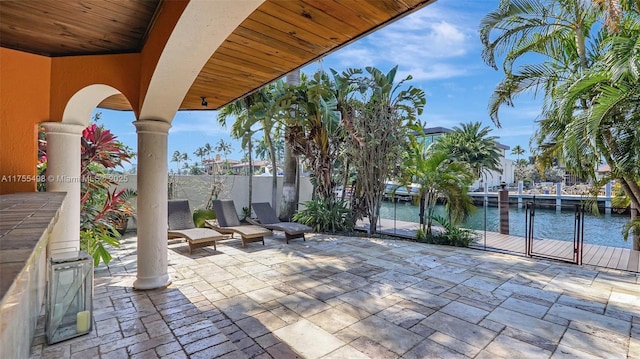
<box><xmin>247</xmin><ymin>202</ymin><xmax>312</xmax><ymax>243</ymax></box>
<box><xmin>168</xmin><ymin>199</ymin><xmax>225</xmax><ymax>253</ymax></box>
<box><xmin>207</xmin><ymin>200</ymin><xmax>272</xmax><ymax>248</ymax></box>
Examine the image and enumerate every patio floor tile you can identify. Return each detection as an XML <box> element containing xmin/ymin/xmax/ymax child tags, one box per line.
<box><xmin>273</xmin><ymin>319</ymin><xmax>344</xmax><ymax>359</ymax></box>
<box><xmin>349</xmin><ymin>315</ymin><xmax>423</xmax><ymax>355</ymax></box>
<box><xmin>27</xmin><ymin>233</ymin><xmax>639</xmax><ymax>358</ymax></box>
<box><xmin>486</xmin><ymin>307</ymin><xmax>565</xmax><ymax>342</ymax></box>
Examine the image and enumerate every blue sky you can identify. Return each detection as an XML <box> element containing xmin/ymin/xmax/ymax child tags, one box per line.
<box><xmin>98</xmin><ymin>1</ymin><xmax>541</xmax><ymax>172</ymax></box>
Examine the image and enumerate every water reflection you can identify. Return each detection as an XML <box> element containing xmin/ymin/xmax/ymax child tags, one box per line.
<box><xmin>379</xmin><ymin>201</ymin><xmax>632</xmax><ymax>249</ymax></box>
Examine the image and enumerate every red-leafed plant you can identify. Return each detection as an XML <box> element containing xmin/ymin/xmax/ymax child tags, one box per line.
<box><xmin>38</xmin><ymin>116</ymin><xmax>136</xmax><ymax>266</ymax></box>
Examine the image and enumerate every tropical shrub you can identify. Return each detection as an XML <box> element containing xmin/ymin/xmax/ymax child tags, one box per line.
<box><xmin>39</xmin><ymin>120</ymin><xmax>135</xmax><ymax>266</ymax></box>
<box><xmin>402</xmin><ymin>135</ymin><xmax>474</xmax><ymax>235</ymax></box>
<box><xmin>193</xmin><ymin>208</ymin><xmax>216</xmax><ymax>228</ymax></box>
<box><xmin>420</xmin><ymin>215</ymin><xmax>476</xmax><ymax>247</ymax></box>
<box><xmin>293</xmin><ymin>198</ymin><xmax>352</xmax><ymax>233</ymax></box>
<box><xmin>623</xmin><ymin>218</ymin><xmax>640</xmax><ymax>248</ymax></box>
<box><xmin>334</xmin><ymin>66</ymin><xmax>425</xmax><ymax>235</ymax></box>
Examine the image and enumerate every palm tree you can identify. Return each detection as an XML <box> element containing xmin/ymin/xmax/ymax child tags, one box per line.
<box><xmin>335</xmin><ymin>66</ymin><xmax>426</xmax><ymax>234</ymax></box>
<box><xmin>537</xmin><ymin>11</ymin><xmax>640</xmax><ymax>247</ymax></box>
<box><xmin>218</xmin><ymin>86</ymin><xmax>281</xmax><ymax>210</ymax></box>
<box><xmin>511</xmin><ymin>145</ymin><xmax>525</xmax><ymax>161</ymax></box>
<box><xmin>171</xmin><ymin>150</ymin><xmax>188</xmax><ymax>174</ymax></box>
<box><xmin>231</xmin><ymin>117</ymin><xmax>259</xmax><ymax>210</ymax></box>
<box><xmin>248</xmin><ymin>81</ymin><xmax>283</xmax><ymax>208</ymax></box>
<box><xmin>433</xmin><ymin>122</ymin><xmax>502</xmax><ymax>182</ymax></box>
<box><xmin>481</xmin><ymin>1</ymin><xmax>640</xmax><ymax>248</ymax></box>
<box><xmin>330</xmin><ymin>68</ymin><xmax>358</xmax><ymax>203</ymax></box>
<box><xmin>255</xmin><ymin>138</ymin><xmax>269</xmax><ymax>161</ymax></box>
<box><xmin>215</xmin><ymin>139</ymin><xmax>232</xmax><ymax>173</ymax></box>
<box><xmin>194</xmin><ymin>147</ymin><xmax>207</xmax><ymax>174</ymax></box>
<box><xmin>278</xmin><ymin>71</ymin><xmax>342</xmax><ymax>201</ymax></box>
<box><xmin>403</xmin><ymin>138</ymin><xmax>474</xmax><ymax>235</ymax></box>
<box><xmin>480</xmin><ymin>0</ymin><xmax>601</xmax><ymax>126</ymax></box>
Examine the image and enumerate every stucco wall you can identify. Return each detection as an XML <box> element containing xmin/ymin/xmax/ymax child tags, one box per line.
<box><xmin>0</xmin><ymin>49</ymin><xmax>51</xmax><ymax>193</ymax></box>
<box><xmin>117</xmin><ymin>174</ymin><xmax>313</xmax><ymax>228</ymax></box>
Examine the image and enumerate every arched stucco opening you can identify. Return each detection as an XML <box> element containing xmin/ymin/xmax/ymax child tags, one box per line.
<box><xmin>43</xmin><ymin>84</ymin><xmax>135</xmax><ymax>255</ymax></box>
<box><xmin>139</xmin><ymin>0</ymin><xmax>264</xmax><ymax>122</ymax></box>
<box><xmin>132</xmin><ymin>0</ymin><xmax>264</xmax><ymax>290</ymax></box>
<box><xmin>62</xmin><ymin>84</ymin><xmax>126</xmax><ymax>125</ymax></box>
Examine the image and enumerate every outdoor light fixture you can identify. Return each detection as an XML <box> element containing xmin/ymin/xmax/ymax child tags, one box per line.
<box><xmin>201</xmin><ymin>96</ymin><xmax>208</xmax><ymax>107</ymax></box>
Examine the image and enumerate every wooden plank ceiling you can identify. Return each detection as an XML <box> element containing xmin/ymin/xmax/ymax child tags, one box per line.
<box><xmin>0</xmin><ymin>0</ymin><xmax>161</xmax><ymax>56</ymax></box>
<box><xmin>0</xmin><ymin>0</ymin><xmax>436</xmax><ymax>111</ymax></box>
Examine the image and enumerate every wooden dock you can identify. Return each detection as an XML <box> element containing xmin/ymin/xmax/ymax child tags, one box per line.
<box><xmin>357</xmin><ymin>218</ymin><xmax>640</xmax><ymax>273</ymax></box>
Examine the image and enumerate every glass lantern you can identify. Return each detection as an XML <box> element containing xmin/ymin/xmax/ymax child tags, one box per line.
<box><xmin>45</xmin><ymin>251</ymin><xmax>93</xmax><ymax>344</ymax></box>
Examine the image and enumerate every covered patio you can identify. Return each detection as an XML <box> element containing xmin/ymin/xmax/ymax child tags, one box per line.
<box><xmin>3</xmin><ymin>1</ymin><xmax>640</xmax><ymax>358</ymax></box>
<box><xmin>1</xmin><ymin>1</ymin><xmax>437</xmax><ymax>356</ymax></box>
<box><xmin>30</xmin><ymin>233</ymin><xmax>639</xmax><ymax>358</ymax></box>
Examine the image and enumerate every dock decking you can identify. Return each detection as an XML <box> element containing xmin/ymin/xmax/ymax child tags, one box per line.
<box><xmin>357</xmin><ymin>218</ymin><xmax>640</xmax><ymax>273</ymax></box>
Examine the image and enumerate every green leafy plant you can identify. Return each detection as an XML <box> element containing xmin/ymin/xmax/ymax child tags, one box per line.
<box><xmin>39</xmin><ymin>120</ymin><xmax>135</xmax><ymax>266</ymax></box>
<box><xmin>193</xmin><ymin>208</ymin><xmax>216</xmax><ymax>228</ymax></box>
<box><xmin>112</xmin><ymin>188</ymin><xmax>137</xmax><ymax>235</ymax></box>
<box><xmin>241</xmin><ymin>206</ymin><xmax>251</xmax><ymax>221</ymax></box>
<box><xmin>622</xmin><ymin>217</ymin><xmax>640</xmax><ymax>247</ymax></box>
<box><xmin>293</xmin><ymin>198</ymin><xmax>353</xmax><ymax>233</ymax></box>
<box><xmin>423</xmin><ymin>215</ymin><xmax>476</xmax><ymax>247</ymax></box>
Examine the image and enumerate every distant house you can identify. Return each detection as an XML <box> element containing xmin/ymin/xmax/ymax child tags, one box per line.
<box><xmin>202</xmin><ymin>156</ymin><xmax>240</xmax><ymax>175</ymax></box>
<box><xmin>596</xmin><ymin>164</ymin><xmax>611</xmax><ymax>181</ymax></box>
<box><xmin>231</xmin><ymin>160</ymin><xmax>268</xmax><ymax>175</ymax></box>
<box><xmin>421</xmin><ymin>127</ymin><xmax>514</xmax><ymax>189</ymax></box>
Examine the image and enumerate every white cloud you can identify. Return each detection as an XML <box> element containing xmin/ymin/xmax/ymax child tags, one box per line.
<box><xmin>332</xmin><ymin>47</ymin><xmax>377</xmax><ymax>68</ymax></box>
<box><xmin>397</xmin><ymin>63</ymin><xmax>468</xmax><ymax>81</ymax></box>
<box><xmin>330</xmin><ymin>5</ymin><xmax>477</xmax><ymax>82</ymax></box>
<box><xmin>169</xmin><ymin>112</ymin><xmax>230</xmax><ymax>136</ymax></box>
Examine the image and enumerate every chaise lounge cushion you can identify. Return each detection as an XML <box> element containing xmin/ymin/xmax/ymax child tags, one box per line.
<box><xmin>168</xmin><ymin>199</ymin><xmax>224</xmax><ymax>253</ymax></box>
<box><xmin>249</xmin><ymin>202</ymin><xmax>312</xmax><ymax>243</ymax></box>
<box><xmin>209</xmin><ymin>200</ymin><xmax>271</xmax><ymax>247</ymax></box>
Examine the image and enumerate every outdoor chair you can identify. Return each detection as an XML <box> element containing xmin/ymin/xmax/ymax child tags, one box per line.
<box><xmin>247</xmin><ymin>202</ymin><xmax>312</xmax><ymax>243</ymax></box>
<box><xmin>168</xmin><ymin>199</ymin><xmax>225</xmax><ymax>253</ymax></box>
<box><xmin>207</xmin><ymin>200</ymin><xmax>272</xmax><ymax>248</ymax></box>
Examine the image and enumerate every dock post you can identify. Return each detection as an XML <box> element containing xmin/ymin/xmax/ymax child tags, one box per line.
<box><xmin>517</xmin><ymin>181</ymin><xmax>523</xmax><ymax>209</ymax></box>
<box><xmin>556</xmin><ymin>183</ymin><xmax>562</xmax><ymax>212</ymax></box>
<box><xmin>605</xmin><ymin>182</ymin><xmax>612</xmax><ymax>214</ymax></box>
<box><xmin>498</xmin><ymin>182</ymin><xmax>509</xmax><ymax>234</ymax></box>
<box><xmin>483</xmin><ymin>181</ymin><xmax>488</xmax><ymax>204</ymax></box>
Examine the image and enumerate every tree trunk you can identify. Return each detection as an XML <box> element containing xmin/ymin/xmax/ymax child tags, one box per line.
<box><xmin>267</xmin><ymin>135</ymin><xmax>278</xmax><ymax>209</ymax></box>
<box><xmin>369</xmin><ymin>213</ymin><xmax>378</xmax><ymax>235</ymax></box>
<box><xmin>280</xmin><ymin>143</ymin><xmax>298</xmax><ymax>221</ymax></box>
<box><xmin>419</xmin><ymin>194</ymin><xmax>426</xmax><ymax>227</ymax></box>
<box><xmin>341</xmin><ymin>161</ymin><xmax>350</xmax><ymax>201</ymax></box>
<box><xmin>280</xmin><ymin>70</ymin><xmax>300</xmax><ymax>221</ymax></box>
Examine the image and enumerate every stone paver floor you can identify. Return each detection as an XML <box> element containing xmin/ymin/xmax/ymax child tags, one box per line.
<box><xmin>30</xmin><ymin>232</ymin><xmax>640</xmax><ymax>358</ymax></box>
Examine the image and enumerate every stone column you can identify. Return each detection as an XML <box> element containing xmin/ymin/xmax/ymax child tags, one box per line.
<box><xmin>498</xmin><ymin>182</ymin><xmax>509</xmax><ymax>235</ymax></box>
<box><xmin>42</xmin><ymin>122</ymin><xmax>85</xmax><ymax>255</ymax></box>
<box><xmin>555</xmin><ymin>183</ymin><xmax>562</xmax><ymax>212</ymax></box>
<box><xmin>133</xmin><ymin>120</ymin><xmax>172</xmax><ymax>290</ymax></box>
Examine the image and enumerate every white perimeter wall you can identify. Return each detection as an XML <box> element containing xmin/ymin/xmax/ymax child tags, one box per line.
<box><xmin>117</xmin><ymin>175</ymin><xmax>313</xmax><ymax>227</ymax></box>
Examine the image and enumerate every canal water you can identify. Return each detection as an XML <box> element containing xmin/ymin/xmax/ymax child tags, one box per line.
<box><xmin>379</xmin><ymin>201</ymin><xmax>633</xmax><ymax>249</ymax></box>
